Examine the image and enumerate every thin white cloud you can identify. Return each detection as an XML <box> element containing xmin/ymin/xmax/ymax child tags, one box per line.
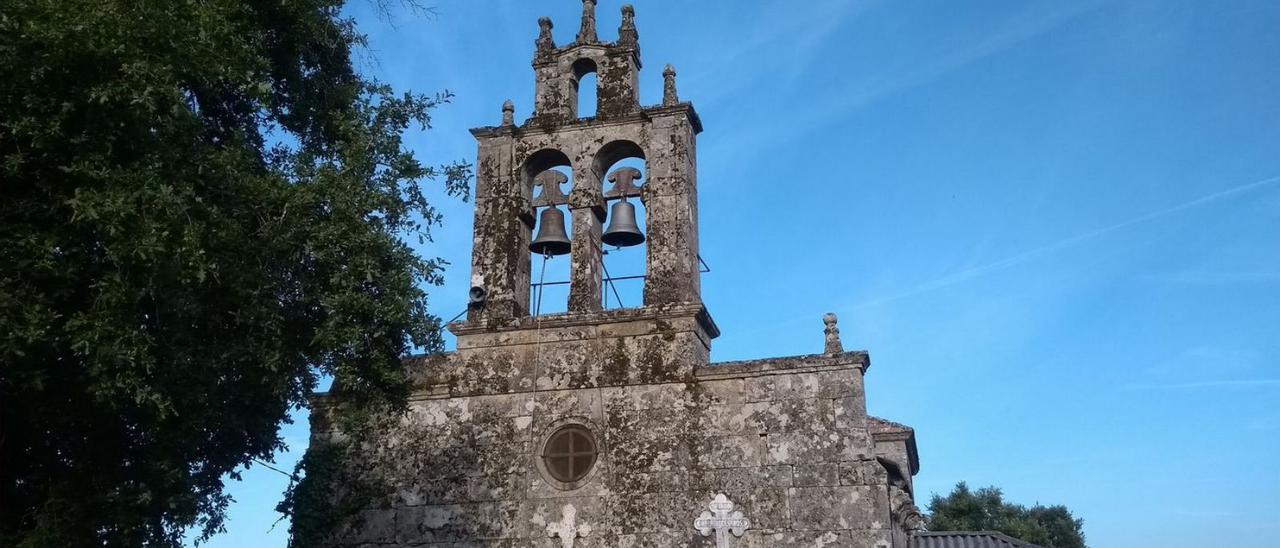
<box><xmin>1126</xmin><ymin>379</ymin><xmax>1280</xmax><ymax>390</ymax></box>
<box><xmin>855</xmin><ymin>174</ymin><xmax>1280</xmax><ymax>308</ymax></box>
<box><xmin>704</xmin><ymin>0</ymin><xmax>1109</xmax><ymax>159</ymax></box>
<box><xmin>1143</xmin><ymin>270</ymin><xmax>1280</xmax><ymax>285</ymax></box>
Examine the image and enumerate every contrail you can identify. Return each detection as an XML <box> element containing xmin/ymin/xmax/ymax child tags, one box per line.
<box><xmin>857</xmin><ymin>174</ymin><xmax>1280</xmax><ymax>307</ymax></box>
<box><xmin>1126</xmin><ymin>379</ymin><xmax>1280</xmax><ymax>390</ymax></box>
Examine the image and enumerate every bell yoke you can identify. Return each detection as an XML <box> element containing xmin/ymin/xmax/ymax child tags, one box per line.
<box><xmin>530</xmin><ymin>166</ymin><xmax>646</xmax><ymax>255</ymax></box>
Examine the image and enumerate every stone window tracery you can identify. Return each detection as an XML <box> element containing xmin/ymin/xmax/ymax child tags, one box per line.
<box><xmin>541</xmin><ymin>424</ymin><xmax>598</xmax><ymax>484</ymax></box>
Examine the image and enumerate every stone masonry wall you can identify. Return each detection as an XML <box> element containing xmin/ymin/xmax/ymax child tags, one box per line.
<box><xmin>312</xmin><ymin>310</ymin><xmax>906</xmax><ymax>547</ymax></box>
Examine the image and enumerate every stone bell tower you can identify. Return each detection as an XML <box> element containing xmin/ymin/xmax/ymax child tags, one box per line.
<box><xmin>310</xmin><ymin>3</ymin><xmax>924</xmax><ymax>546</ymax></box>
<box><xmin>466</xmin><ymin>0</ymin><xmax>703</xmax><ymax>324</ymax></box>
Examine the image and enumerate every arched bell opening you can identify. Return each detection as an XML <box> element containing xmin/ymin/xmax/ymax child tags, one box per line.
<box><xmin>571</xmin><ymin>57</ymin><xmax>598</xmax><ymax>119</ymax></box>
<box><xmin>523</xmin><ymin>149</ymin><xmax>574</xmax><ymax>316</ymax></box>
<box><xmin>593</xmin><ymin>140</ymin><xmax>647</xmax><ymax>310</ymax></box>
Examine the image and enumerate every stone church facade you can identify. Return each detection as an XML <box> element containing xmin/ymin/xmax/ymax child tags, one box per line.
<box><xmin>310</xmin><ymin>2</ymin><xmax>924</xmax><ymax>546</ymax></box>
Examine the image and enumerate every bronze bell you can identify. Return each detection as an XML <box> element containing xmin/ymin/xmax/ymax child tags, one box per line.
<box><xmin>602</xmin><ymin>199</ymin><xmax>645</xmax><ymax>247</ymax></box>
<box><xmin>529</xmin><ymin>206</ymin><xmax>572</xmax><ymax>256</ymax></box>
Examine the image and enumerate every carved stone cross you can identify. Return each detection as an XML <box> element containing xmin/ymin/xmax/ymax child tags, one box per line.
<box><xmin>694</xmin><ymin>493</ymin><xmax>750</xmax><ymax>548</ymax></box>
<box><xmin>547</xmin><ymin>503</ymin><xmax>592</xmax><ymax>548</ymax></box>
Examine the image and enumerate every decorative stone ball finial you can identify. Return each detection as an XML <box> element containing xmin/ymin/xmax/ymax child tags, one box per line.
<box><xmin>536</xmin><ymin>17</ymin><xmax>555</xmax><ymax>54</ymax></box>
<box><xmin>618</xmin><ymin>4</ymin><xmax>638</xmax><ymax>46</ymax></box>
<box><xmin>577</xmin><ymin>0</ymin><xmax>598</xmax><ymax>44</ymax></box>
<box><xmin>662</xmin><ymin>64</ymin><xmax>678</xmax><ymax>106</ymax></box>
<box><xmin>501</xmin><ymin>100</ymin><xmax>514</xmax><ymax>126</ymax></box>
<box><xmin>823</xmin><ymin>312</ymin><xmax>843</xmax><ymax>355</ymax></box>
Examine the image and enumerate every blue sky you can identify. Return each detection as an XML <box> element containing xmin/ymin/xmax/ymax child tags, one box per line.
<box><xmin>195</xmin><ymin>1</ymin><xmax>1280</xmax><ymax>546</ymax></box>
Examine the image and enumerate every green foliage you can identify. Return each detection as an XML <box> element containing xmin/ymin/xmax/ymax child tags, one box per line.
<box><xmin>926</xmin><ymin>482</ymin><xmax>1087</xmax><ymax>548</ymax></box>
<box><xmin>273</xmin><ymin>437</ymin><xmax>371</xmax><ymax>548</ymax></box>
<box><xmin>276</xmin><ymin>442</ymin><xmax>346</xmax><ymax>548</ymax></box>
<box><xmin>274</xmin><ymin>407</ymin><xmax>397</xmax><ymax>547</ymax></box>
<box><xmin>0</xmin><ymin>0</ymin><xmax>469</xmax><ymax>545</ymax></box>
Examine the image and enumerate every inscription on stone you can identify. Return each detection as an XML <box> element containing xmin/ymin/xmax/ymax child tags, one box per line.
<box><xmin>547</xmin><ymin>503</ymin><xmax>592</xmax><ymax>548</ymax></box>
<box><xmin>694</xmin><ymin>493</ymin><xmax>751</xmax><ymax>548</ymax></box>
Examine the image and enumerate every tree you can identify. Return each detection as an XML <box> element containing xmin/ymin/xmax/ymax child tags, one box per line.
<box><xmin>0</xmin><ymin>0</ymin><xmax>469</xmax><ymax>546</ymax></box>
<box><xmin>926</xmin><ymin>482</ymin><xmax>1087</xmax><ymax>548</ymax></box>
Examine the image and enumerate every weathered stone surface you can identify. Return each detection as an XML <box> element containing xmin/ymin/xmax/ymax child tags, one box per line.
<box><xmin>788</xmin><ymin>486</ymin><xmax>891</xmax><ymax>531</ymax></box>
<box><xmin>793</xmin><ymin>463</ymin><xmax>840</xmax><ymax>487</ymax></box>
<box><xmin>310</xmin><ymin>2</ymin><xmax>921</xmax><ymax>546</ymax></box>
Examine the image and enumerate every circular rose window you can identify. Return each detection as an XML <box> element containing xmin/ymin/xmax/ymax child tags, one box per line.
<box><xmin>541</xmin><ymin>424</ymin><xmax>598</xmax><ymax>484</ymax></box>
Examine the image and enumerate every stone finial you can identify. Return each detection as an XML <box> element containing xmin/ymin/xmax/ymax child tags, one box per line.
<box><xmin>501</xmin><ymin>100</ymin><xmax>514</xmax><ymax>126</ymax></box>
<box><xmin>618</xmin><ymin>4</ymin><xmax>638</xmax><ymax>46</ymax></box>
<box><xmin>576</xmin><ymin>0</ymin><xmax>598</xmax><ymax>43</ymax></box>
<box><xmin>536</xmin><ymin>17</ymin><xmax>555</xmax><ymax>54</ymax></box>
<box><xmin>823</xmin><ymin>312</ymin><xmax>843</xmax><ymax>355</ymax></box>
<box><xmin>662</xmin><ymin>64</ymin><xmax>678</xmax><ymax>106</ymax></box>
<box><xmin>547</xmin><ymin>504</ymin><xmax>591</xmax><ymax>548</ymax></box>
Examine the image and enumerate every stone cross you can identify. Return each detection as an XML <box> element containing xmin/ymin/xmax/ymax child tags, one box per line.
<box><xmin>823</xmin><ymin>312</ymin><xmax>843</xmax><ymax>355</ymax></box>
<box><xmin>547</xmin><ymin>504</ymin><xmax>592</xmax><ymax>548</ymax></box>
<box><xmin>694</xmin><ymin>493</ymin><xmax>750</xmax><ymax>548</ymax></box>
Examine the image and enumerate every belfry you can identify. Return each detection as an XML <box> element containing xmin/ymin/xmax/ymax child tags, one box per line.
<box><xmin>310</xmin><ymin>2</ymin><xmax>924</xmax><ymax>546</ymax></box>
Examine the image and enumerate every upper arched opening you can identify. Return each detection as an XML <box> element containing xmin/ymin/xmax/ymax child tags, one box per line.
<box><xmin>522</xmin><ymin>148</ymin><xmax>572</xmax><ymax>190</ymax></box>
<box><xmin>571</xmin><ymin>58</ymin><xmax>598</xmax><ymax>119</ymax></box>
<box><xmin>592</xmin><ymin>140</ymin><xmax>645</xmax><ymax>180</ymax></box>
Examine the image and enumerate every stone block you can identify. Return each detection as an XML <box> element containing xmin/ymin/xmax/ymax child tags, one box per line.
<box><xmin>601</xmin><ymin>382</ymin><xmax>692</xmax><ymax>412</ymax></box>
<box><xmin>534</xmin><ymin>339</ymin><xmax>603</xmax><ymax>390</ymax></box>
<box><xmin>341</xmin><ymin>508</ymin><xmax>396</xmax><ymax>544</ymax></box>
<box><xmin>605</xmin><ymin>433</ymin><xmax>687</xmax><ymax>477</ymax></box>
<box><xmin>606</xmin><ymin>491</ymin><xmax>690</xmax><ymax>534</ymax></box>
<box><xmin>748</xmin><ymin>398</ymin><xmax>834</xmax><ymax>433</ymax></box>
<box><xmin>792</xmin><ymin>463</ymin><xmax>840</xmax><ymax>487</ymax></box>
<box><xmin>522</xmin><ymin>496</ymin><xmax>607</xmax><ymax>540</ymax></box>
<box><xmin>765</xmin><ymin>427</ymin><xmax>865</xmax><ymax>465</ymax></box>
<box><xmin>747</xmin><ymin>486</ymin><xmax>791</xmax><ymax>530</ymax></box>
<box><xmin>610</xmin><ymin>468</ymin><xmax>688</xmax><ymax>493</ymax></box>
<box><xmin>692</xmin><ymin>434</ymin><xmax>767</xmax><ymax>469</ymax></box>
<box><xmin>694</xmin><ymin>377</ymin><xmax>747</xmax><ymax>405</ymax></box>
<box><xmin>469</xmin><ymin>472</ymin><xmax>529</xmax><ymax>502</ymax></box>
<box><xmin>839</xmin><ymin>459</ymin><xmax>889</xmax><ymax>487</ymax></box>
<box><xmin>698</xmin><ymin>403</ymin><xmax>759</xmax><ymax>437</ymax></box>
<box><xmin>398</xmin><ymin>477</ymin><xmax>469</xmax><ymax>507</ymax></box>
<box><xmin>745</xmin><ymin>374</ymin><xmax>791</xmax><ymax>403</ymax></box>
<box><xmin>396</xmin><ymin>504</ymin><xmax>471</xmax><ymax>544</ymax></box>
<box><xmin>692</xmin><ymin>465</ymin><xmax>793</xmax><ymax>494</ymax></box>
<box><xmin>788</xmin><ymin>485</ymin><xmax>891</xmax><ymax>531</ymax></box>
<box><xmin>833</xmin><ymin>396</ymin><xmax>867</xmax><ymax>429</ymax></box>
<box><xmin>531</xmin><ymin>388</ymin><xmax>603</xmax><ymax>430</ymax></box>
